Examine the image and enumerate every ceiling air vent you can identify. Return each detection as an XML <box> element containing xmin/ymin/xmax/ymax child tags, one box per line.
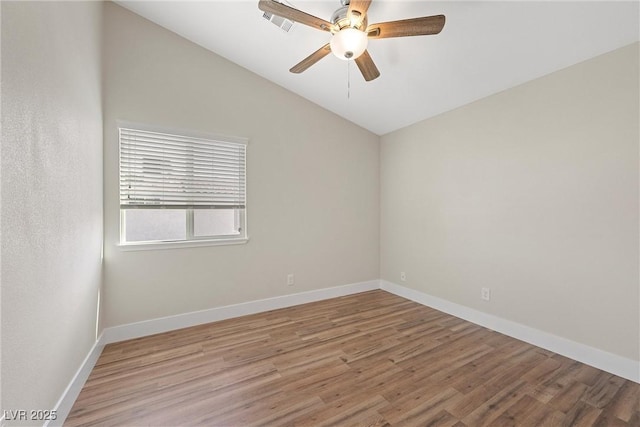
<box><xmin>262</xmin><ymin>1</ymin><xmax>294</xmax><ymax>32</ymax></box>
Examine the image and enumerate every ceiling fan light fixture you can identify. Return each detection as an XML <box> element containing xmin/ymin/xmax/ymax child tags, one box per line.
<box><xmin>330</xmin><ymin>28</ymin><xmax>368</xmax><ymax>60</ymax></box>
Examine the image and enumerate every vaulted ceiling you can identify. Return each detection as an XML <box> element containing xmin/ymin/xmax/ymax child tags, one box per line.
<box><xmin>117</xmin><ymin>1</ymin><xmax>639</xmax><ymax>135</ymax></box>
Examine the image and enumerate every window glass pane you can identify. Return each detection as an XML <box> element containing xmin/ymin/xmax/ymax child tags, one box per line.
<box><xmin>124</xmin><ymin>209</ymin><xmax>186</xmax><ymax>242</ymax></box>
<box><xmin>194</xmin><ymin>209</ymin><xmax>239</xmax><ymax>237</ymax></box>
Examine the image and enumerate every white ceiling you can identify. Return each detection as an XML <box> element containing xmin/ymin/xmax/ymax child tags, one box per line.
<box><xmin>117</xmin><ymin>1</ymin><xmax>639</xmax><ymax>135</ymax></box>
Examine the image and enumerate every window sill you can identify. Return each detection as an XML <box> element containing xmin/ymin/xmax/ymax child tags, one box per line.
<box><xmin>118</xmin><ymin>237</ymin><xmax>249</xmax><ymax>252</ymax></box>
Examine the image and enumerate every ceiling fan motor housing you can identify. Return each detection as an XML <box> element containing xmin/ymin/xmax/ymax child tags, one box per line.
<box><xmin>330</xmin><ymin>5</ymin><xmax>367</xmax><ymax>32</ymax></box>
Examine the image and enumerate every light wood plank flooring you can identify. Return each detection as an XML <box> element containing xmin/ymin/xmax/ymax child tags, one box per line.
<box><xmin>66</xmin><ymin>290</ymin><xmax>639</xmax><ymax>426</ymax></box>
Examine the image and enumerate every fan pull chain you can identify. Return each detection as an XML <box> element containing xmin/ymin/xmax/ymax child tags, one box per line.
<box><xmin>347</xmin><ymin>60</ymin><xmax>351</xmax><ymax>99</ymax></box>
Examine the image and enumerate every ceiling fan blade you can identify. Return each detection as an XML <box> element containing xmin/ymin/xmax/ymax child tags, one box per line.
<box><xmin>290</xmin><ymin>44</ymin><xmax>332</xmax><ymax>74</ymax></box>
<box><xmin>348</xmin><ymin>0</ymin><xmax>372</xmax><ymax>26</ymax></box>
<box><xmin>354</xmin><ymin>50</ymin><xmax>380</xmax><ymax>82</ymax></box>
<box><xmin>367</xmin><ymin>15</ymin><xmax>445</xmax><ymax>39</ymax></box>
<box><xmin>258</xmin><ymin>0</ymin><xmax>333</xmax><ymax>32</ymax></box>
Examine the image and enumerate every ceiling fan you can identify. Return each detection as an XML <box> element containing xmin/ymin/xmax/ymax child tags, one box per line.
<box><xmin>258</xmin><ymin>0</ymin><xmax>445</xmax><ymax>82</ymax></box>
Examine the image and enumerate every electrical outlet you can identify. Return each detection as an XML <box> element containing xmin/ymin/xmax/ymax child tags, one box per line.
<box><xmin>287</xmin><ymin>274</ymin><xmax>295</xmax><ymax>286</ymax></box>
<box><xmin>400</xmin><ymin>272</ymin><xmax>406</xmax><ymax>282</ymax></box>
<box><xmin>481</xmin><ymin>287</ymin><xmax>491</xmax><ymax>301</ymax></box>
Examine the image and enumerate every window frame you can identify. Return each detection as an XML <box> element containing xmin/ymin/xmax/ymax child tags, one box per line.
<box><xmin>117</xmin><ymin>121</ymin><xmax>248</xmax><ymax>251</ymax></box>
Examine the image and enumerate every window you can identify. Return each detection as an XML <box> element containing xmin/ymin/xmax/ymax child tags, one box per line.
<box><xmin>119</xmin><ymin>125</ymin><xmax>247</xmax><ymax>247</ymax></box>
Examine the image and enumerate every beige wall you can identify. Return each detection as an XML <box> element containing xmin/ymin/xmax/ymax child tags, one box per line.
<box><xmin>102</xmin><ymin>3</ymin><xmax>380</xmax><ymax>327</ymax></box>
<box><xmin>1</xmin><ymin>1</ymin><xmax>104</xmax><ymax>422</ymax></box>
<box><xmin>381</xmin><ymin>43</ymin><xmax>640</xmax><ymax>361</ymax></box>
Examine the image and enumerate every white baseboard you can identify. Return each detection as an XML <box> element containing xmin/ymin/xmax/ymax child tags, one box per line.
<box><xmin>380</xmin><ymin>280</ymin><xmax>640</xmax><ymax>383</ymax></box>
<box><xmin>45</xmin><ymin>334</ymin><xmax>105</xmax><ymax>427</ymax></box>
<box><xmin>102</xmin><ymin>280</ymin><xmax>380</xmax><ymax>344</ymax></box>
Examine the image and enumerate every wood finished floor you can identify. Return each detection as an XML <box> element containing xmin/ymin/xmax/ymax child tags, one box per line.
<box><xmin>66</xmin><ymin>290</ymin><xmax>639</xmax><ymax>426</ymax></box>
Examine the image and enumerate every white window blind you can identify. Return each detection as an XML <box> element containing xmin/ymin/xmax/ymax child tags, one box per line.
<box><xmin>119</xmin><ymin>128</ymin><xmax>246</xmax><ymax>210</ymax></box>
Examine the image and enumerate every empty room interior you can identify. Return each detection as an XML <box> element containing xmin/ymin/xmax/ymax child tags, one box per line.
<box><xmin>1</xmin><ymin>0</ymin><xmax>639</xmax><ymax>426</ymax></box>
